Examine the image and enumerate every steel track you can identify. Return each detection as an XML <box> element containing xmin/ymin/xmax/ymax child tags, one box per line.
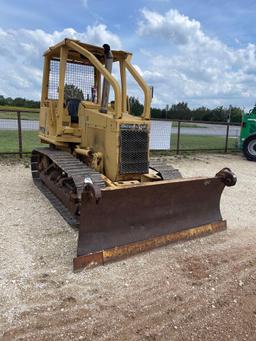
<box><xmin>31</xmin><ymin>148</ymin><xmax>182</xmax><ymax>226</ymax></box>
<box><xmin>31</xmin><ymin>147</ymin><xmax>105</xmax><ymax>226</ymax></box>
<box><xmin>150</xmin><ymin>159</ymin><xmax>182</xmax><ymax>180</ymax></box>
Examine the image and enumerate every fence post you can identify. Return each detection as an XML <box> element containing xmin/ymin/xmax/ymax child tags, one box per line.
<box><xmin>176</xmin><ymin>121</ymin><xmax>181</xmax><ymax>154</ymax></box>
<box><xmin>224</xmin><ymin>122</ymin><xmax>230</xmax><ymax>153</ymax></box>
<box><xmin>17</xmin><ymin>111</ymin><xmax>23</xmax><ymax>158</ymax></box>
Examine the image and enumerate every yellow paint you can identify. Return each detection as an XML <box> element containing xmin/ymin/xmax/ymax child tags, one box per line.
<box><xmin>39</xmin><ymin>38</ymin><xmax>151</xmax><ymax>181</ymax></box>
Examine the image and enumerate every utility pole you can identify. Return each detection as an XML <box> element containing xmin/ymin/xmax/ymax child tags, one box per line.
<box><xmin>165</xmin><ymin>104</ymin><xmax>169</xmax><ymax>120</ymax></box>
<box><xmin>228</xmin><ymin>105</ymin><xmax>231</xmax><ymax>123</ymax></box>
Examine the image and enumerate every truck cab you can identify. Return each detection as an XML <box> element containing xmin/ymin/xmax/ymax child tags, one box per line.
<box><xmin>240</xmin><ymin>107</ymin><xmax>256</xmax><ymax>161</ymax></box>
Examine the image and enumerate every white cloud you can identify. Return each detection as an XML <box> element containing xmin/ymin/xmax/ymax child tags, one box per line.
<box><xmin>2</xmin><ymin>8</ymin><xmax>256</xmax><ymax>110</ymax></box>
<box><xmin>137</xmin><ymin>8</ymin><xmax>256</xmax><ymax>108</ymax></box>
<box><xmin>0</xmin><ymin>25</ymin><xmax>121</xmax><ymax>99</ymax></box>
<box><xmin>138</xmin><ymin>9</ymin><xmax>205</xmax><ymax>45</ymax></box>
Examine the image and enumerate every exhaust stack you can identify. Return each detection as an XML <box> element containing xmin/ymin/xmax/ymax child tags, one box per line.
<box><xmin>100</xmin><ymin>44</ymin><xmax>113</xmax><ymax>113</ymax></box>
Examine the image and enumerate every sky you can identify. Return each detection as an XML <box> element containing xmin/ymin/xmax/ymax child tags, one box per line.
<box><xmin>1</xmin><ymin>0</ymin><xmax>256</xmax><ymax>109</ymax></box>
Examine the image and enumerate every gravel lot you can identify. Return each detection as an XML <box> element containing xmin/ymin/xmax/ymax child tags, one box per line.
<box><xmin>0</xmin><ymin>153</ymin><xmax>255</xmax><ymax>341</ymax></box>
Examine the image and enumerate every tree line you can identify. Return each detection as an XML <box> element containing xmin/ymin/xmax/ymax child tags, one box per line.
<box><xmin>129</xmin><ymin>97</ymin><xmax>243</xmax><ymax>123</ymax></box>
<box><xmin>0</xmin><ymin>94</ymin><xmax>244</xmax><ymax>122</ymax></box>
<box><xmin>0</xmin><ymin>95</ymin><xmax>40</xmax><ymax>108</ymax></box>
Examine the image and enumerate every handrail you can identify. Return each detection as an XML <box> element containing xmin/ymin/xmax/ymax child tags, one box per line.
<box><xmin>124</xmin><ymin>56</ymin><xmax>151</xmax><ymax>120</ymax></box>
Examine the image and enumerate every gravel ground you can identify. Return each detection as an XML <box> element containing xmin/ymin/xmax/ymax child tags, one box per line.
<box><xmin>0</xmin><ymin>153</ymin><xmax>255</xmax><ymax>341</ymax></box>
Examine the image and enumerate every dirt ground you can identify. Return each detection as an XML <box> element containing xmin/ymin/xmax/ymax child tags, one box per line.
<box><xmin>0</xmin><ymin>153</ymin><xmax>255</xmax><ymax>341</ymax></box>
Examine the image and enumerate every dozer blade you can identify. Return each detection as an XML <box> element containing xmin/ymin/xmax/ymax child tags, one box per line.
<box><xmin>74</xmin><ymin>168</ymin><xmax>236</xmax><ymax>270</ymax></box>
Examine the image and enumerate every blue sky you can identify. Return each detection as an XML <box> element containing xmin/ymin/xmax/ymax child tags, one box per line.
<box><xmin>1</xmin><ymin>0</ymin><xmax>256</xmax><ymax>109</ymax></box>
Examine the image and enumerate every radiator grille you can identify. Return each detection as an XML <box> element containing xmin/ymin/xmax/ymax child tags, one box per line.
<box><xmin>119</xmin><ymin>129</ymin><xmax>149</xmax><ymax>174</ymax></box>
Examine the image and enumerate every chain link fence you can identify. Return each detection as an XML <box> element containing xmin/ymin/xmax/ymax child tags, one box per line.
<box><xmin>0</xmin><ymin>109</ymin><xmax>241</xmax><ymax>158</ymax></box>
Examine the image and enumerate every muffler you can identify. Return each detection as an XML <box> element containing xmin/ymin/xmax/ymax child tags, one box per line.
<box><xmin>100</xmin><ymin>44</ymin><xmax>113</xmax><ymax>113</ymax></box>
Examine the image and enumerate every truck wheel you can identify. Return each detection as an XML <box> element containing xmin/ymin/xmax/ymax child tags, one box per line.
<box><xmin>243</xmin><ymin>135</ymin><xmax>256</xmax><ymax>161</ymax></box>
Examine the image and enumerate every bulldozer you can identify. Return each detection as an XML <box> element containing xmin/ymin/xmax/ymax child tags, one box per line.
<box><xmin>31</xmin><ymin>39</ymin><xmax>236</xmax><ymax>270</ymax></box>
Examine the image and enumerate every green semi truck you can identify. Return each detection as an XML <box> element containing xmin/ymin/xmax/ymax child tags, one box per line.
<box><xmin>240</xmin><ymin>106</ymin><xmax>256</xmax><ymax>161</ymax></box>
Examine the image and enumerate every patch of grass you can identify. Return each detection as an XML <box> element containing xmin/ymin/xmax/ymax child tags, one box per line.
<box><xmin>0</xmin><ymin>130</ymin><xmax>41</xmax><ymax>153</ymax></box>
<box><xmin>0</xmin><ymin>105</ymin><xmax>39</xmax><ymax>112</ymax></box>
<box><xmin>0</xmin><ymin>112</ymin><xmax>39</xmax><ymax>120</ymax></box>
<box><xmin>151</xmin><ymin>134</ymin><xmax>239</xmax><ymax>155</ymax></box>
<box><xmin>171</xmin><ymin>134</ymin><xmax>239</xmax><ymax>150</ymax></box>
<box><xmin>0</xmin><ymin>106</ymin><xmax>39</xmax><ymax>120</ymax></box>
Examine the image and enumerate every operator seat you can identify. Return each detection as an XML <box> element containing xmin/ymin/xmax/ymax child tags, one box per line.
<box><xmin>66</xmin><ymin>98</ymin><xmax>80</xmax><ymax>123</ymax></box>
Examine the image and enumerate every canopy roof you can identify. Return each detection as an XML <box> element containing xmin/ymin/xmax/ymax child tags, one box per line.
<box><xmin>44</xmin><ymin>38</ymin><xmax>131</xmax><ymax>64</ymax></box>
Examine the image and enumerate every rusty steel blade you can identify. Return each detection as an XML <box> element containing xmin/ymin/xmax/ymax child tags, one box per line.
<box><xmin>76</xmin><ymin>176</ymin><xmax>227</xmax><ymax>267</ymax></box>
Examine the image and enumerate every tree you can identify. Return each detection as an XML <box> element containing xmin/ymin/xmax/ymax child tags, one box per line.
<box><xmin>129</xmin><ymin>96</ymin><xmax>144</xmax><ymax>116</ymax></box>
<box><xmin>0</xmin><ymin>95</ymin><xmax>40</xmax><ymax>108</ymax></box>
<box><xmin>192</xmin><ymin>106</ymin><xmax>210</xmax><ymax>121</ymax></box>
<box><xmin>13</xmin><ymin>97</ymin><xmax>26</xmax><ymax>107</ymax></box>
<box><xmin>230</xmin><ymin>106</ymin><xmax>243</xmax><ymax>123</ymax></box>
<box><xmin>64</xmin><ymin>84</ymin><xmax>84</xmax><ymax>101</ymax></box>
<box><xmin>151</xmin><ymin>107</ymin><xmax>165</xmax><ymax>119</ymax></box>
<box><xmin>0</xmin><ymin>92</ymin><xmax>243</xmax><ymax>122</ymax></box>
<box><xmin>169</xmin><ymin>102</ymin><xmax>191</xmax><ymax>120</ymax></box>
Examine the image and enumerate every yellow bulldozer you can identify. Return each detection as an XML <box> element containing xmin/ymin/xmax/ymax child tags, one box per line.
<box><xmin>31</xmin><ymin>39</ymin><xmax>236</xmax><ymax>270</ymax></box>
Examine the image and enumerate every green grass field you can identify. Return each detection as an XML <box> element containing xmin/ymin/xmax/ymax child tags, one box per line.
<box><xmin>0</xmin><ymin>130</ymin><xmax>41</xmax><ymax>153</ymax></box>
<box><xmin>0</xmin><ymin>105</ymin><xmax>39</xmax><ymax>111</ymax></box>
<box><xmin>171</xmin><ymin>134</ymin><xmax>238</xmax><ymax>150</ymax></box>
<box><xmin>0</xmin><ymin>106</ymin><xmax>39</xmax><ymax>120</ymax></box>
<box><xmin>0</xmin><ymin>129</ymin><xmax>239</xmax><ymax>154</ymax></box>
